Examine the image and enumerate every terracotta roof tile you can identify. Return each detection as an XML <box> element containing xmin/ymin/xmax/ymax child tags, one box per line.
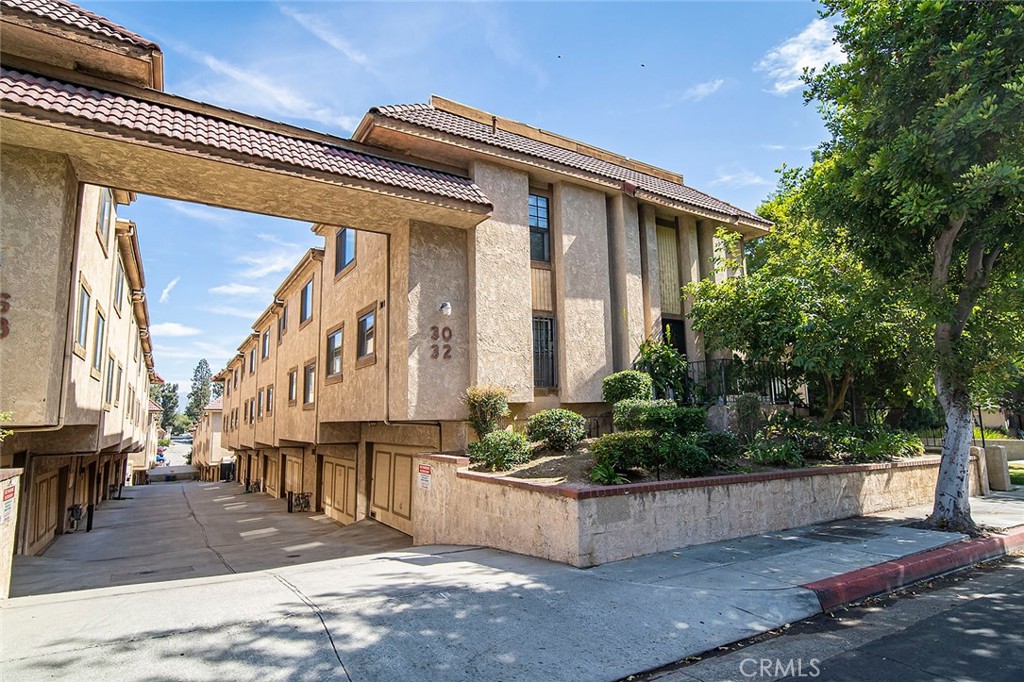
<box><xmin>148</xmin><ymin>399</ymin><xmax>162</xmax><ymax>412</ymax></box>
<box><xmin>373</xmin><ymin>102</ymin><xmax>771</xmax><ymax>227</ymax></box>
<box><xmin>0</xmin><ymin>68</ymin><xmax>490</xmax><ymax>206</ymax></box>
<box><xmin>1</xmin><ymin>0</ymin><xmax>159</xmax><ymax>50</ymax></box>
<box><xmin>205</xmin><ymin>397</ymin><xmax>223</xmax><ymax>411</ymax></box>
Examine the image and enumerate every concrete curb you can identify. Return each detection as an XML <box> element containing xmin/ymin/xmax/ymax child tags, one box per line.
<box><xmin>802</xmin><ymin>525</ymin><xmax>1024</xmax><ymax>611</ymax></box>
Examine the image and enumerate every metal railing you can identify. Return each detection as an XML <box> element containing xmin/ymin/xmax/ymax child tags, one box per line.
<box><xmin>849</xmin><ymin>405</ymin><xmax>985</xmax><ymax>449</ymax></box>
<box><xmin>682</xmin><ymin>359</ymin><xmax>798</xmax><ymax>406</ymax></box>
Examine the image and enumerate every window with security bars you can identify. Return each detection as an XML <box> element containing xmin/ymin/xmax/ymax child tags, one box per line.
<box><xmin>533</xmin><ymin>315</ymin><xmax>556</xmax><ymax>388</ymax></box>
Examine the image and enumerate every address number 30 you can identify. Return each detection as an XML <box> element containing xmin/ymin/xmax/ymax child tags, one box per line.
<box><xmin>430</xmin><ymin>325</ymin><xmax>452</xmax><ymax>360</ymax></box>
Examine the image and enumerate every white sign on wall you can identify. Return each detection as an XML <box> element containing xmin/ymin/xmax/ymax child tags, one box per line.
<box><xmin>418</xmin><ymin>464</ymin><xmax>432</xmax><ymax>490</ymax></box>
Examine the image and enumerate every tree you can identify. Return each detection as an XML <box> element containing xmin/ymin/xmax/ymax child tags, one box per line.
<box><xmin>185</xmin><ymin>359</ymin><xmax>212</xmax><ymax>422</ymax></box>
<box><xmin>804</xmin><ymin>0</ymin><xmax>1024</xmax><ymax>530</ymax></box>
<box><xmin>211</xmin><ymin>379</ymin><xmax>223</xmax><ymax>401</ymax></box>
<box><xmin>171</xmin><ymin>413</ymin><xmax>194</xmax><ymax>436</ymax></box>
<box><xmin>687</xmin><ymin>170</ymin><xmax>928</xmax><ymax>421</ymax></box>
<box><xmin>150</xmin><ymin>383</ymin><xmax>179</xmax><ymax>433</ymax></box>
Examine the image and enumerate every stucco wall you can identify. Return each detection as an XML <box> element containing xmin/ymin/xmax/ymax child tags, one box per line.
<box><xmin>254</xmin><ymin>318</ymin><xmax>277</xmax><ymax>447</ymax></box>
<box><xmin>414</xmin><ymin>455</ymin><xmax>985</xmax><ymax>568</ymax></box>
<box><xmin>555</xmin><ymin>183</ymin><xmax>613</xmax><ymax>403</ymax></box>
<box><xmin>990</xmin><ymin>439</ymin><xmax>1024</xmax><ymax>461</ymax></box>
<box><xmin>274</xmin><ymin>258</ymin><xmax>322</xmax><ymax>444</ymax></box>
<box><xmin>468</xmin><ymin>161</ymin><xmax>533</xmax><ymax>402</ymax></box>
<box><xmin>406</xmin><ymin>221</ymin><xmax>470</xmax><ymax>420</ymax></box>
<box><xmin>0</xmin><ymin>145</ymin><xmax>78</xmax><ymax>428</ymax></box>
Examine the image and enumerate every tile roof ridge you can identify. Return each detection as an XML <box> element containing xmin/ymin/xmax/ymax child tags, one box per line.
<box><xmin>1</xmin><ymin>0</ymin><xmax>160</xmax><ymax>50</ymax></box>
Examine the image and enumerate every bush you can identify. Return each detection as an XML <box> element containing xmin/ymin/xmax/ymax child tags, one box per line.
<box><xmin>468</xmin><ymin>430</ymin><xmax>532</xmax><ymax>471</ymax></box>
<box><xmin>748</xmin><ymin>438</ymin><xmax>804</xmax><ymax>468</ymax></box>
<box><xmin>657</xmin><ymin>433</ymin><xmax>713</xmax><ymax>477</ymax></box>
<box><xmin>691</xmin><ymin>430</ymin><xmax>743</xmax><ymax>469</ymax></box>
<box><xmin>636</xmin><ymin>336</ymin><xmax>687</xmax><ymax>399</ymax></box>
<box><xmin>462</xmin><ymin>385</ymin><xmax>510</xmax><ymax>439</ymax></box>
<box><xmin>859</xmin><ymin>429</ymin><xmax>924</xmax><ymax>462</ymax></box>
<box><xmin>613</xmin><ymin>398</ymin><xmax>675</xmax><ymax>431</ymax></box>
<box><xmin>735</xmin><ymin>393</ymin><xmax>764</xmax><ymax>444</ymax></box>
<box><xmin>591</xmin><ymin>430</ymin><xmax>656</xmax><ymax>471</ymax></box>
<box><xmin>157</xmin><ymin>438</ymin><xmax>171</xmax><ymax>447</ymax></box>
<box><xmin>589</xmin><ymin>462</ymin><xmax>630</xmax><ymax>486</ymax></box>
<box><xmin>602</xmin><ymin>371</ymin><xmax>653</xmax><ymax>405</ymax></box>
<box><xmin>526</xmin><ymin>409</ymin><xmax>587</xmax><ymax>452</ymax></box>
<box><xmin>612</xmin><ymin>400</ymin><xmax>707</xmax><ymax>436</ymax></box>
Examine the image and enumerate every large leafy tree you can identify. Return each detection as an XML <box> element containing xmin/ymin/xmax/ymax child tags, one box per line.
<box><xmin>805</xmin><ymin>0</ymin><xmax>1024</xmax><ymax>530</ymax></box>
<box><xmin>150</xmin><ymin>382</ymin><xmax>179</xmax><ymax>434</ymax></box>
<box><xmin>185</xmin><ymin>359</ymin><xmax>213</xmax><ymax>422</ymax></box>
<box><xmin>688</xmin><ymin>169</ymin><xmax>927</xmax><ymax>421</ymax></box>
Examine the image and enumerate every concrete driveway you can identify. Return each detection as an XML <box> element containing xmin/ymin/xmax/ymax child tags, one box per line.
<box><xmin>1</xmin><ymin>482</ymin><xmax>968</xmax><ymax>681</ymax></box>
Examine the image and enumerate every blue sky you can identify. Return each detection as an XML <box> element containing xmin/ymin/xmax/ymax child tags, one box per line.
<box><xmin>97</xmin><ymin>1</ymin><xmax>843</xmax><ymax>404</ymax></box>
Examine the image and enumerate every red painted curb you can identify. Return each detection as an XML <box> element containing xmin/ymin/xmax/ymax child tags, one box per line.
<box><xmin>802</xmin><ymin>525</ymin><xmax>1024</xmax><ymax>611</ymax></box>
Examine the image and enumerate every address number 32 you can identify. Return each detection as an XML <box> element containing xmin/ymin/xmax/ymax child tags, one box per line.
<box><xmin>430</xmin><ymin>326</ymin><xmax>452</xmax><ymax>360</ymax></box>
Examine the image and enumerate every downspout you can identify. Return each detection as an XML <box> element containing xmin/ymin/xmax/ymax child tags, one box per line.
<box><xmin>384</xmin><ymin>232</ymin><xmax>392</xmax><ymax>425</ymax></box>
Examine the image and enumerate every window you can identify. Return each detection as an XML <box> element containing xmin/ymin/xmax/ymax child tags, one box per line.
<box><xmin>529</xmin><ymin>193</ymin><xmax>550</xmax><ymax>262</ymax></box>
<box><xmin>127</xmin><ymin>386</ymin><xmax>133</xmax><ymax>422</ymax></box>
<box><xmin>356</xmin><ymin>305</ymin><xmax>376</xmax><ymax>367</ymax></box>
<box><xmin>303</xmin><ymin>362</ymin><xmax>315</xmax><ymax>405</ymax></box>
<box><xmin>288</xmin><ymin>368</ymin><xmax>298</xmax><ymax>405</ymax></box>
<box><xmin>226</xmin><ymin>380</ymin><xmax>230</xmax><ymax>397</ymax></box>
<box><xmin>104</xmin><ymin>354</ymin><xmax>116</xmax><ymax>406</ymax></box>
<box><xmin>92</xmin><ymin>307</ymin><xmax>106</xmax><ymax>375</ymax></box>
<box><xmin>115</xmin><ymin>364</ymin><xmax>123</xmax><ymax>406</ymax></box>
<box><xmin>249</xmin><ymin>348</ymin><xmax>256</xmax><ymax>374</ymax></box>
<box><xmin>266</xmin><ymin>385</ymin><xmax>274</xmax><ymax>415</ymax></box>
<box><xmin>96</xmin><ymin>188</ymin><xmax>113</xmax><ymax>251</ymax></box>
<box><xmin>325</xmin><ymin>325</ymin><xmax>343</xmax><ymax>381</ymax></box>
<box><xmin>335</xmin><ymin>228</ymin><xmax>356</xmax><ymax>276</ymax></box>
<box><xmin>261</xmin><ymin>330</ymin><xmax>270</xmax><ymax>359</ymax></box>
<box><xmin>533</xmin><ymin>315</ymin><xmax>557</xmax><ymax>388</ymax></box>
<box><xmin>258</xmin><ymin>389</ymin><xmax>264</xmax><ymax>419</ymax></box>
<box><xmin>249</xmin><ymin>399</ymin><xmax>254</xmax><ymax>423</ymax></box>
<box><xmin>233</xmin><ymin>369</ymin><xmax>238</xmax><ymax>389</ymax></box>
<box><xmin>242</xmin><ymin>400</ymin><xmax>248</xmax><ymax>423</ymax></box>
<box><xmin>278</xmin><ymin>304</ymin><xmax>288</xmax><ymax>342</ymax></box>
<box><xmin>133</xmin><ymin>332</ymin><xmax>139</xmax><ymax>361</ymax></box>
<box><xmin>114</xmin><ymin>259</ymin><xmax>125</xmax><ymax>313</ymax></box>
<box><xmin>300</xmin><ymin>278</ymin><xmax>314</xmax><ymax>324</ymax></box>
<box><xmin>75</xmin><ymin>282</ymin><xmax>90</xmax><ymax>353</ymax></box>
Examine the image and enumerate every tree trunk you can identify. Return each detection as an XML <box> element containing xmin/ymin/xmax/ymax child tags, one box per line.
<box><xmin>822</xmin><ymin>369</ymin><xmax>852</xmax><ymax>423</ymax></box>
<box><xmin>928</xmin><ymin>370</ymin><xmax>976</xmax><ymax>532</ymax></box>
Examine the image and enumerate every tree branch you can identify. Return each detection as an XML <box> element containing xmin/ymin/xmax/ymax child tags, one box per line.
<box><xmin>931</xmin><ymin>216</ymin><xmax>965</xmax><ymax>295</ymax></box>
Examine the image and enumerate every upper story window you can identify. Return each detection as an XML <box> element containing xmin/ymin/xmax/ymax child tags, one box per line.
<box><xmin>300</xmin><ymin>277</ymin><xmax>314</xmax><ymax>324</ymax></box>
<box><xmin>96</xmin><ymin>188</ymin><xmax>113</xmax><ymax>252</ymax></box>
<box><xmin>261</xmin><ymin>330</ymin><xmax>271</xmax><ymax>359</ymax></box>
<box><xmin>356</xmin><ymin>305</ymin><xmax>376</xmax><ymax>368</ymax></box>
<box><xmin>249</xmin><ymin>348</ymin><xmax>256</xmax><ymax>374</ymax></box>
<box><xmin>92</xmin><ymin>306</ymin><xmax>106</xmax><ymax>375</ymax></box>
<box><xmin>335</xmin><ymin>228</ymin><xmax>356</xmax><ymax>276</ymax></box>
<box><xmin>257</xmin><ymin>389</ymin><xmax>264</xmax><ymax>419</ymax></box>
<box><xmin>326</xmin><ymin>325</ymin><xmax>343</xmax><ymax>380</ymax></box>
<box><xmin>104</xmin><ymin>354</ymin><xmax>115</xmax><ymax>406</ymax></box>
<box><xmin>288</xmin><ymin>368</ymin><xmax>298</xmax><ymax>405</ymax></box>
<box><xmin>114</xmin><ymin>259</ymin><xmax>125</xmax><ymax>313</ymax></box>
<box><xmin>278</xmin><ymin>304</ymin><xmax>288</xmax><ymax>342</ymax></box>
<box><xmin>75</xmin><ymin>281</ymin><xmax>90</xmax><ymax>353</ymax></box>
<box><xmin>303</xmin><ymin>362</ymin><xmax>315</xmax><ymax>405</ymax></box>
<box><xmin>529</xmin><ymin>193</ymin><xmax>550</xmax><ymax>262</ymax></box>
<box><xmin>266</xmin><ymin>385</ymin><xmax>274</xmax><ymax>414</ymax></box>
<box><xmin>233</xmin><ymin>369</ymin><xmax>238</xmax><ymax>389</ymax></box>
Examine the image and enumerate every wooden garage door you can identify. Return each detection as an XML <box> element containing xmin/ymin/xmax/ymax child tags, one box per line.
<box><xmin>284</xmin><ymin>456</ymin><xmax>302</xmax><ymax>494</ymax></box>
<box><xmin>370</xmin><ymin>446</ymin><xmax>416</xmax><ymax>535</ymax></box>
<box><xmin>30</xmin><ymin>470</ymin><xmax>59</xmax><ymax>552</ymax></box>
<box><xmin>265</xmin><ymin>456</ymin><xmax>279</xmax><ymax>497</ymax></box>
<box><xmin>321</xmin><ymin>457</ymin><xmax>356</xmax><ymax>525</ymax></box>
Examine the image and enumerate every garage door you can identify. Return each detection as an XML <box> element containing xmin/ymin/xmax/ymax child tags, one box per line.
<box><xmin>265</xmin><ymin>455</ymin><xmax>279</xmax><ymax>497</ymax></box>
<box><xmin>284</xmin><ymin>455</ymin><xmax>302</xmax><ymax>495</ymax></box>
<box><xmin>29</xmin><ymin>470</ymin><xmax>59</xmax><ymax>554</ymax></box>
<box><xmin>322</xmin><ymin>456</ymin><xmax>356</xmax><ymax>525</ymax></box>
<box><xmin>370</xmin><ymin>446</ymin><xmax>417</xmax><ymax>535</ymax></box>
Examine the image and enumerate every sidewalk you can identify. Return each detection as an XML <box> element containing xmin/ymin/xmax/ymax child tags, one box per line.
<box><xmin>3</xmin><ymin>483</ymin><xmax>1022</xmax><ymax>681</ymax></box>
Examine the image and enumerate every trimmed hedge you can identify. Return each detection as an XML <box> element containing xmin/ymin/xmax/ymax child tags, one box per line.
<box><xmin>656</xmin><ymin>433</ymin><xmax>713</xmax><ymax>477</ymax></box>
<box><xmin>602</xmin><ymin>371</ymin><xmax>653</xmax><ymax>405</ymax></box>
<box><xmin>526</xmin><ymin>409</ymin><xmax>588</xmax><ymax>452</ymax></box>
<box><xmin>691</xmin><ymin>430</ymin><xmax>743</xmax><ymax>468</ymax></box>
<box><xmin>613</xmin><ymin>399</ymin><xmax>675</xmax><ymax>431</ymax></box>
<box><xmin>462</xmin><ymin>385</ymin><xmax>510</xmax><ymax>439</ymax></box>
<box><xmin>591</xmin><ymin>430</ymin><xmax>656</xmax><ymax>471</ymax></box>
<box><xmin>468</xmin><ymin>430</ymin><xmax>532</xmax><ymax>471</ymax></box>
<box><xmin>612</xmin><ymin>399</ymin><xmax>707</xmax><ymax>436</ymax></box>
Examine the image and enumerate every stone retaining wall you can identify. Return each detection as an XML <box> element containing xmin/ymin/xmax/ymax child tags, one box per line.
<box><xmin>412</xmin><ymin>453</ymin><xmax>985</xmax><ymax>568</ymax></box>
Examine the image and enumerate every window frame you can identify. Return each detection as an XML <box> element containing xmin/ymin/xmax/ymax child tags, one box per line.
<box><xmin>532</xmin><ymin>314</ymin><xmax>558</xmax><ymax>390</ymax></box>
<box><xmin>266</xmin><ymin>384</ymin><xmax>274</xmax><ymax>415</ymax></box>
<box><xmin>115</xmin><ymin>363</ymin><xmax>123</xmax><ymax>406</ymax></box>
<box><xmin>325</xmin><ymin>322</ymin><xmax>344</xmax><ymax>384</ymax></box>
<box><xmin>91</xmin><ymin>304</ymin><xmax>106</xmax><ymax>379</ymax></box>
<box><xmin>104</xmin><ymin>352</ymin><xmax>116</xmax><ymax>408</ymax></box>
<box><xmin>113</xmin><ymin>258</ymin><xmax>126</xmax><ymax>315</ymax></box>
<box><xmin>334</xmin><ymin>227</ymin><xmax>357</xmax><ymax>279</ymax></box>
<box><xmin>287</xmin><ymin>367</ymin><xmax>298</xmax><ymax>406</ymax></box>
<box><xmin>75</xmin><ymin>277</ymin><xmax>91</xmax><ymax>358</ymax></box>
<box><xmin>257</xmin><ymin>388</ymin><xmax>264</xmax><ymax>420</ymax></box>
<box><xmin>528</xmin><ymin>191</ymin><xmax>551</xmax><ymax>264</ymax></box>
<box><xmin>302</xmin><ymin>360</ymin><xmax>316</xmax><ymax>408</ymax></box>
<box><xmin>96</xmin><ymin>188</ymin><xmax>113</xmax><ymax>256</ymax></box>
<box><xmin>248</xmin><ymin>348</ymin><xmax>256</xmax><ymax>375</ymax></box>
<box><xmin>261</xmin><ymin>329</ymin><xmax>271</xmax><ymax>359</ymax></box>
<box><xmin>355</xmin><ymin>302</ymin><xmax>378</xmax><ymax>369</ymax></box>
<box><xmin>299</xmin><ymin>276</ymin><xmax>314</xmax><ymax>328</ymax></box>
<box><xmin>278</xmin><ymin>304</ymin><xmax>288</xmax><ymax>344</ymax></box>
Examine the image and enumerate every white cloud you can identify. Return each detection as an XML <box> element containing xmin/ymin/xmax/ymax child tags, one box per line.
<box><xmin>168</xmin><ymin>203</ymin><xmax>234</xmax><ymax>225</ymax></box>
<box><xmin>236</xmin><ymin>251</ymin><xmax>301</xmax><ymax>280</ymax></box>
<box><xmin>681</xmin><ymin>78</ymin><xmax>725</xmax><ymax>102</ymax></box>
<box><xmin>199</xmin><ymin>305</ymin><xmax>265</xmax><ymax>320</ymax></box>
<box><xmin>209</xmin><ymin>283</ymin><xmax>264</xmax><ymax>296</ymax></box>
<box><xmin>760</xmin><ymin>144</ymin><xmax>787</xmax><ymax>151</ymax></box>
<box><xmin>756</xmin><ymin>19</ymin><xmax>845</xmax><ymax>95</ymax></box>
<box><xmin>710</xmin><ymin>168</ymin><xmax>772</xmax><ymax>188</ymax></box>
<box><xmin>158</xmin><ymin>276</ymin><xmax>180</xmax><ymax>304</ymax></box>
<box><xmin>280</xmin><ymin>5</ymin><xmax>374</xmax><ymax>71</ymax></box>
<box><xmin>150</xmin><ymin>322</ymin><xmax>202</xmax><ymax>337</ymax></box>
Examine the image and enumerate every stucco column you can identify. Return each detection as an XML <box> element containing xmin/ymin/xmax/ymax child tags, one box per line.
<box><xmin>606</xmin><ymin>194</ymin><xmax>630</xmax><ymax>371</ymax></box>
<box><xmin>677</xmin><ymin>215</ymin><xmax>704</xmax><ymax>364</ymax></box>
<box><xmin>638</xmin><ymin>203</ymin><xmax>661</xmax><ymax>339</ymax></box>
<box><xmin>696</xmin><ymin>220</ymin><xmax>730</xmax><ymax>360</ymax></box>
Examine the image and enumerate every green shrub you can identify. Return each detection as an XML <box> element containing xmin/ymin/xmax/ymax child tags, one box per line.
<box><xmin>859</xmin><ymin>430</ymin><xmax>924</xmax><ymax>462</ymax></box>
<box><xmin>468</xmin><ymin>430</ymin><xmax>532</xmax><ymax>471</ymax></box>
<box><xmin>462</xmin><ymin>385</ymin><xmax>510</xmax><ymax>439</ymax></box>
<box><xmin>526</xmin><ymin>409</ymin><xmax>587</xmax><ymax>452</ymax></box>
<box><xmin>591</xmin><ymin>430</ymin><xmax>656</xmax><ymax>471</ymax></box>
<box><xmin>692</xmin><ymin>430</ymin><xmax>743</xmax><ymax>468</ymax></box>
<box><xmin>589</xmin><ymin>462</ymin><xmax>630</xmax><ymax>486</ymax></box>
<box><xmin>157</xmin><ymin>438</ymin><xmax>171</xmax><ymax>447</ymax></box>
<box><xmin>748</xmin><ymin>438</ymin><xmax>804</xmax><ymax>468</ymax></box>
<box><xmin>636</xmin><ymin>336</ymin><xmax>688</xmax><ymax>399</ymax></box>
<box><xmin>613</xmin><ymin>398</ymin><xmax>675</xmax><ymax>431</ymax></box>
<box><xmin>602</xmin><ymin>370</ymin><xmax>653</xmax><ymax>405</ymax></box>
<box><xmin>735</xmin><ymin>393</ymin><xmax>764</xmax><ymax>444</ymax></box>
<box><xmin>657</xmin><ymin>433</ymin><xmax>713</xmax><ymax>477</ymax></box>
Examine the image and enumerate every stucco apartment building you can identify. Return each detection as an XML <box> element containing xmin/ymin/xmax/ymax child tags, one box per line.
<box><xmin>0</xmin><ymin>0</ymin><xmax>165</xmax><ymax>555</ymax></box>
<box><xmin>0</xmin><ymin>0</ymin><xmax>768</xmax><ymax>542</ymax></box>
<box><xmin>218</xmin><ymin>98</ymin><xmax>770</xmax><ymax>536</ymax></box>
<box><xmin>192</xmin><ymin>398</ymin><xmax>232</xmax><ymax>482</ymax></box>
